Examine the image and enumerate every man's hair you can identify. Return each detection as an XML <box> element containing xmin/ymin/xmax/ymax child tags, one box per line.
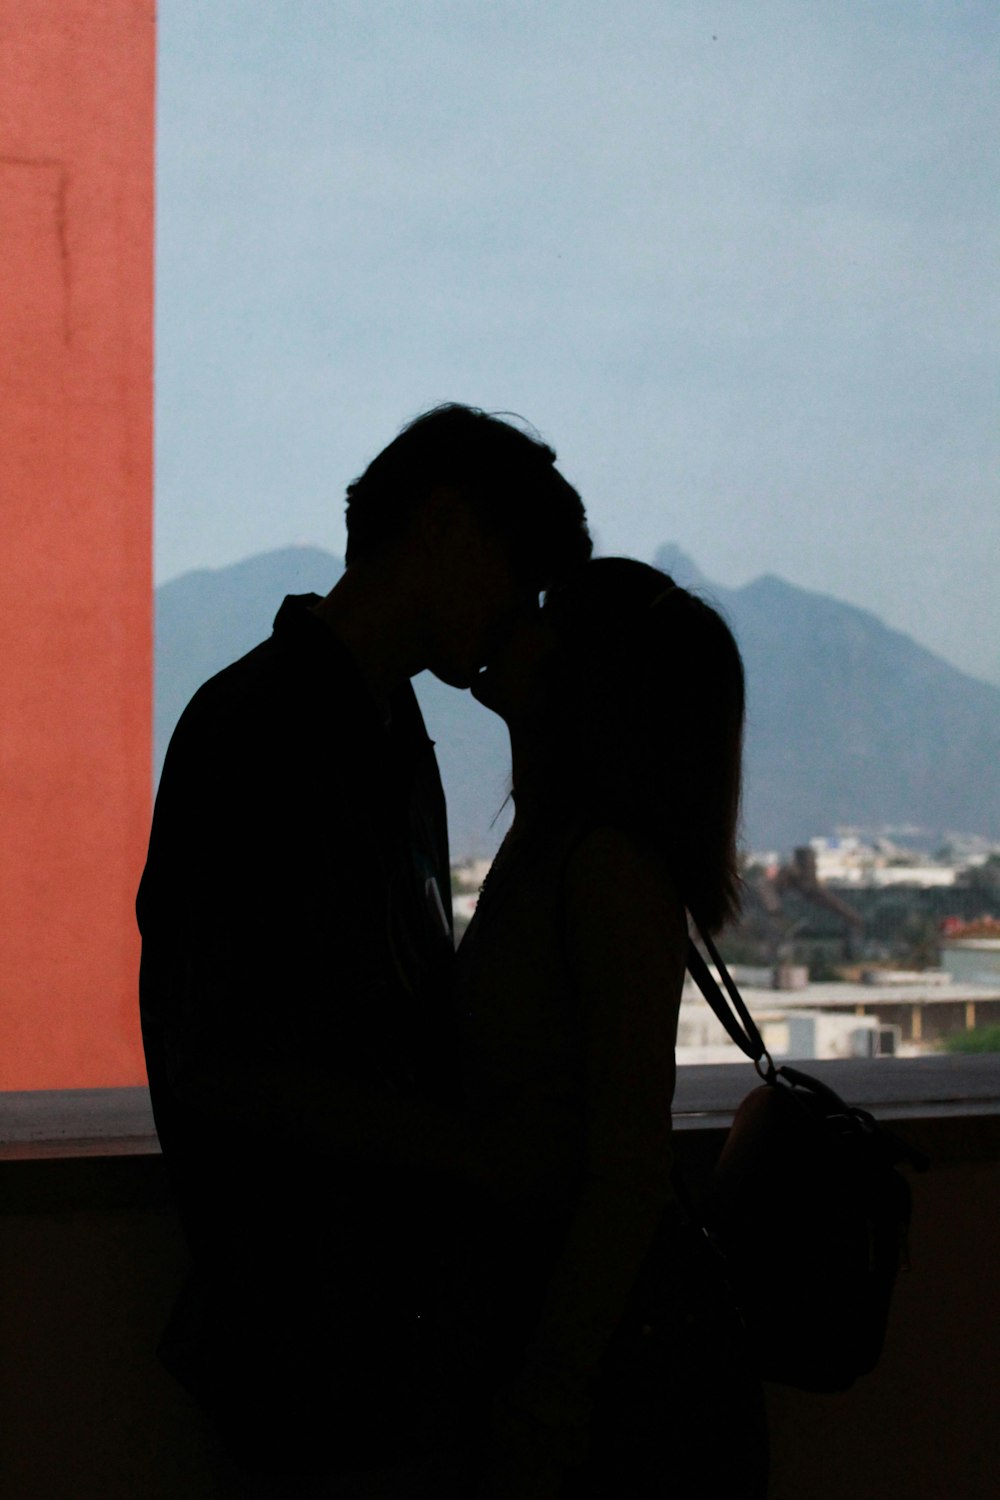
<box><xmin>344</xmin><ymin>403</ymin><xmax>591</xmax><ymax>587</ymax></box>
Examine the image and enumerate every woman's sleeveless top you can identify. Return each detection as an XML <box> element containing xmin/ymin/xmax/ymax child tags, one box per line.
<box><xmin>454</xmin><ymin>816</ymin><xmax>592</xmax><ymax>1212</ymax></box>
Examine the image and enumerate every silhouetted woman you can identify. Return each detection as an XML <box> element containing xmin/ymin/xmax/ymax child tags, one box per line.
<box><xmin>440</xmin><ymin>558</ymin><xmax>767</xmax><ymax>1500</ymax></box>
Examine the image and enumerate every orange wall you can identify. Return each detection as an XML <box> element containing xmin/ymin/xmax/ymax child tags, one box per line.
<box><xmin>0</xmin><ymin>2</ymin><xmax>155</xmax><ymax>1087</ymax></box>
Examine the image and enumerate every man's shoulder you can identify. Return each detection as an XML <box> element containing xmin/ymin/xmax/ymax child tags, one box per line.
<box><xmin>160</xmin><ymin>597</ymin><xmax>386</xmax><ymax>802</ymax></box>
<box><xmin>185</xmin><ymin>632</ymin><xmax>285</xmax><ymax>715</ymax></box>
<box><xmin>174</xmin><ymin>596</ymin><xmax>357</xmax><ymax>733</ymax></box>
<box><xmin>165</xmin><ymin>638</ymin><xmax>285</xmax><ymax>768</ymax></box>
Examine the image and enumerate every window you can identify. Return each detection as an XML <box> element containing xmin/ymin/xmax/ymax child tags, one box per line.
<box><xmin>3</xmin><ymin>2</ymin><xmax>997</xmax><ymax>1091</ymax></box>
<box><xmin>154</xmin><ymin>4</ymin><xmax>999</xmax><ymax>1072</ymax></box>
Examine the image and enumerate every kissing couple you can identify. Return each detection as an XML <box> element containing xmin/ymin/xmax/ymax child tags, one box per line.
<box><xmin>138</xmin><ymin>404</ymin><xmax>767</xmax><ymax>1499</ymax></box>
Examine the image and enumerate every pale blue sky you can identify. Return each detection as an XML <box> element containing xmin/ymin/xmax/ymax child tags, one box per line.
<box><xmin>156</xmin><ymin>0</ymin><xmax>999</xmax><ymax>684</ymax></box>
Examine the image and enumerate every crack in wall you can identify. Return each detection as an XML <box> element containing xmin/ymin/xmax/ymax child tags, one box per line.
<box><xmin>0</xmin><ymin>154</ymin><xmax>73</xmax><ymax>347</ymax></box>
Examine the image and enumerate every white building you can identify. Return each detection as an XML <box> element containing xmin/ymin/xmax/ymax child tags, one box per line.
<box><xmin>941</xmin><ymin>938</ymin><xmax>1000</xmax><ymax>985</ymax></box>
<box><xmin>807</xmin><ymin>834</ymin><xmax>956</xmax><ymax>887</ymax></box>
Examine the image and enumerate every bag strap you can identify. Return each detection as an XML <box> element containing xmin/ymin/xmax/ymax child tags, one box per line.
<box><xmin>686</xmin><ymin>920</ymin><xmax>776</xmax><ymax>1081</ymax></box>
<box><xmin>686</xmin><ymin>922</ymin><xmax>930</xmax><ymax>1170</ymax></box>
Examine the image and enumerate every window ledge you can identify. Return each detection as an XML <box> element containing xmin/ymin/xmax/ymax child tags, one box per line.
<box><xmin>1</xmin><ymin>1056</ymin><xmax>998</xmax><ymax>1169</ymax></box>
<box><xmin>671</xmin><ymin>1053</ymin><xmax>1000</xmax><ymax>1127</ymax></box>
<box><xmin>0</xmin><ymin>1086</ymin><xmax>158</xmax><ymax>1161</ymax></box>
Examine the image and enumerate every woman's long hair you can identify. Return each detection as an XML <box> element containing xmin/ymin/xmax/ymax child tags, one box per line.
<box><xmin>539</xmin><ymin>558</ymin><xmax>745</xmax><ymax>933</ymax></box>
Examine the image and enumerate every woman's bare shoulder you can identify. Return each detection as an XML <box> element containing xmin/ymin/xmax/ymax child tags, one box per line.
<box><xmin>566</xmin><ymin>823</ymin><xmax>682</xmax><ymax>896</ymax></box>
<box><xmin>564</xmin><ymin>823</ymin><xmax>687</xmax><ymax>947</ymax></box>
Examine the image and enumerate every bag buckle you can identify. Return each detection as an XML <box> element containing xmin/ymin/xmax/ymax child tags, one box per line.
<box><xmin>754</xmin><ymin>1048</ymin><xmax>777</xmax><ymax>1084</ymax></box>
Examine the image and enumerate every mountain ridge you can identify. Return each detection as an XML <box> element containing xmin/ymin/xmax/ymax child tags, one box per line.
<box><xmin>156</xmin><ymin>546</ymin><xmax>1000</xmax><ymax>857</ymax></box>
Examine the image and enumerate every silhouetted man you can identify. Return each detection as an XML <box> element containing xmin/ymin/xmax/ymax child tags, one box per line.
<box><xmin>136</xmin><ymin>405</ymin><xmax>591</xmax><ymax>1485</ymax></box>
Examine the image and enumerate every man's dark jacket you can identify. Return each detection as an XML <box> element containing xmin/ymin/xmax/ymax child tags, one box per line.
<box><xmin>137</xmin><ymin>595</ymin><xmax>456</xmax><ymax>1472</ymax></box>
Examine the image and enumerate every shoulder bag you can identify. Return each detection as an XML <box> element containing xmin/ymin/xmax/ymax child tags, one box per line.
<box><xmin>685</xmin><ymin>924</ymin><xmax>928</xmax><ymax>1392</ymax></box>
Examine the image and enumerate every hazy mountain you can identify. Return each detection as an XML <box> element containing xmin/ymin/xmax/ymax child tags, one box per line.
<box><xmin>156</xmin><ymin>546</ymin><xmax>1000</xmax><ymax>856</ymax></box>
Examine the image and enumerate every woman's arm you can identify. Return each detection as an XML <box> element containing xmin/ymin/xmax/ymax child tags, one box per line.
<box><xmin>480</xmin><ymin>825</ymin><xmax>687</xmax><ymax>1493</ymax></box>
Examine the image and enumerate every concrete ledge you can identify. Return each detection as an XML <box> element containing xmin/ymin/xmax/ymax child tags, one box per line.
<box><xmin>2</xmin><ymin>1056</ymin><xmax>999</xmax><ymax>1157</ymax></box>
<box><xmin>0</xmin><ymin>1085</ymin><xmax>157</xmax><ymax>1159</ymax></box>
<box><xmin>1</xmin><ymin>1057</ymin><xmax>998</xmax><ymax>1215</ymax></box>
<box><xmin>672</xmin><ymin>1052</ymin><xmax>1000</xmax><ymax>1124</ymax></box>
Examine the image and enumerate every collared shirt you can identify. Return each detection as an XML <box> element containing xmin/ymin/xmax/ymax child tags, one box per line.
<box><xmin>139</xmin><ymin>593</ymin><xmax>454</xmax><ymax>1107</ymax></box>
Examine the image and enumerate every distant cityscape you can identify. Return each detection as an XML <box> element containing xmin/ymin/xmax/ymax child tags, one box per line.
<box><xmin>749</xmin><ymin>829</ymin><xmax>1000</xmax><ymax>890</ymax></box>
<box><xmin>452</xmin><ymin>828</ymin><xmax>1000</xmax><ymax>1067</ymax></box>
